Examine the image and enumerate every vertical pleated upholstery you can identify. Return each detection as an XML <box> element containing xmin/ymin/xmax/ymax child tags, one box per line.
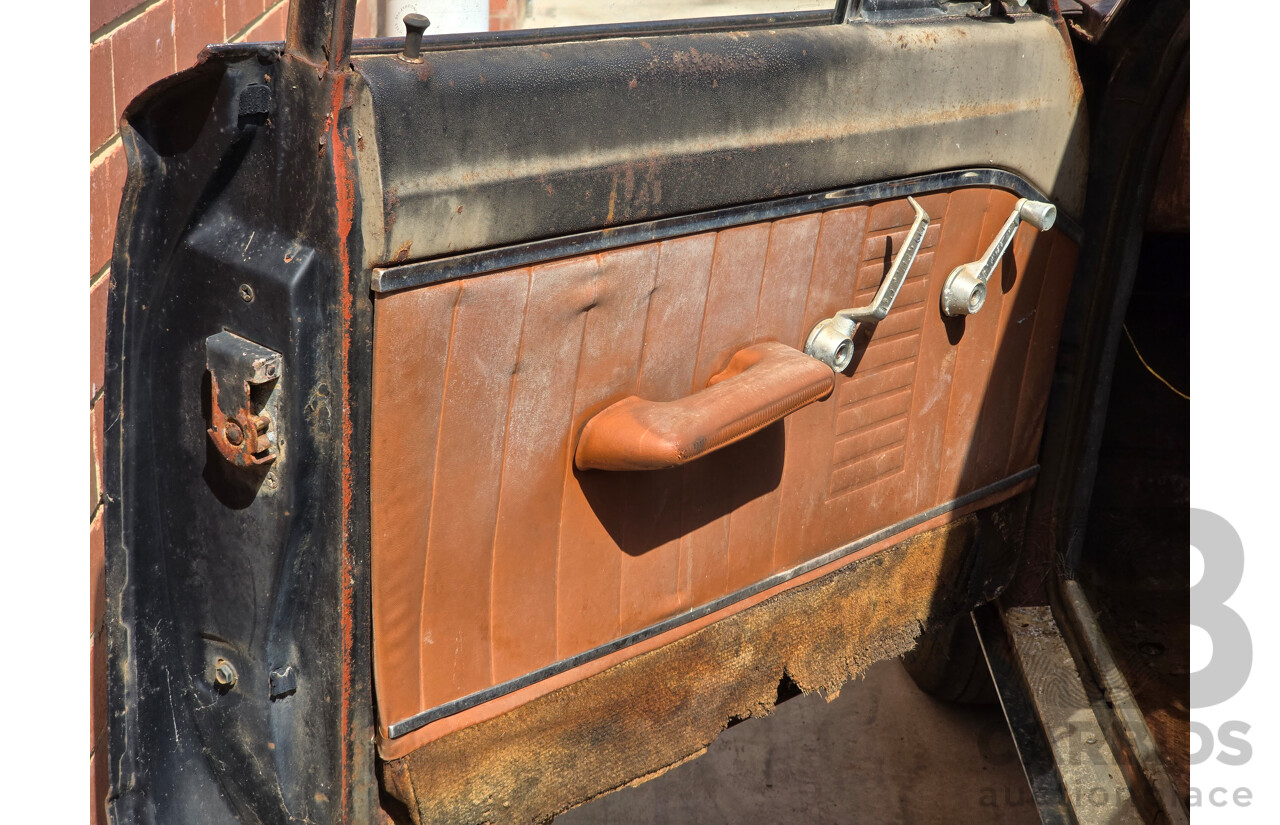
<box><xmin>370</xmin><ymin>190</ymin><xmax>1077</xmax><ymax>736</ymax></box>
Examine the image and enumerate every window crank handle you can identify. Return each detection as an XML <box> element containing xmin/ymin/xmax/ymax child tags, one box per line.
<box><xmin>940</xmin><ymin>198</ymin><xmax>1056</xmax><ymax>317</ymax></box>
<box><xmin>805</xmin><ymin>196</ymin><xmax>930</xmax><ymax>372</ymax></box>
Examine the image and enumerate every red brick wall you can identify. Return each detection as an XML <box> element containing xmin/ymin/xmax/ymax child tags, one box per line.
<box><xmin>490</xmin><ymin>0</ymin><xmax>528</xmax><ymax>31</ymax></box>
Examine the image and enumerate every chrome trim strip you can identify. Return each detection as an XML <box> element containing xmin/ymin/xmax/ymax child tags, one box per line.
<box><xmin>373</xmin><ymin>168</ymin><xmax>1083</xmax><ymax>294</ymax></box>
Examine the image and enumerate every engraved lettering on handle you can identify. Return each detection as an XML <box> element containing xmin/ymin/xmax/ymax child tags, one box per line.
<box><xmin>804</xmin><ymin>196</ymin><xmax>930</xmax><ymax>372</ymax></box>
<box><xmin>940</xmin><ymin>198</ymin><xmax>1056</xmax><ymax>317</ymax></box>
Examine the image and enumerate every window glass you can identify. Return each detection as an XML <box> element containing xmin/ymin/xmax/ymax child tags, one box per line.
<box><xmin>372</xmin><ymin>1</ymin><xmax>837</xmax><ymax>37</ymax></box>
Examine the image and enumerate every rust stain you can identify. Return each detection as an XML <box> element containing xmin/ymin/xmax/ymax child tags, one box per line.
<box><xmin>896</xmin><ymin>30</ymin><xmax>941</xmax><ymax>49</ymax></box>
<box><xmin>393</xmin><ymin>240</ymin><xmax>414</xmax><ymax>263</ymax></box>
<box><xmin>604</xmin><ymin>177</ymin><xmax>618</xmax><ymax>225</ymax></box>
<box><xmin>206</xmin><ymin>360</ymin><xmax>280</xmax><ymax>469</ymax></box>
<box><xmin>664</xmin><ymin>45</ymin><xmax>766</xmax><ymax>78</ymax></box>
<box><xmin>384</xmin><ymin>186</ymin><xmax>400</xmax><ymax>234</ymax></box>
<box><xmin>327</xmin><ymin>66</ymin><xmax>358</xmax><ymax>824</ymax></box>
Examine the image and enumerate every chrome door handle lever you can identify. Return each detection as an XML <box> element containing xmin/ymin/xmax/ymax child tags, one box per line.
<box><xmin>940</xmin><ymin>197</ymin><xmax>1056</xmax><ymax>317</ymax></box>
<box><xmin>805</xmin><ymin>196</ymin><xmax>930</xmax><ymax>372</ymax></box>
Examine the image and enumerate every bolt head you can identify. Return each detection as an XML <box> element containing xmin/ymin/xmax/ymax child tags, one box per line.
<box><xmin>214</xmin><ymin>658</ymin><xmax>238</xmax><ymax>689</ymax></box>
<box><xmin>224</xmin><ymin>421</ymin><xmax>245</xmax><ymax>446</ymax></box>
<box><xmin>238</xmin><ymin>284</ymin><xmax>255</xmax><ymax>303</ymax></box>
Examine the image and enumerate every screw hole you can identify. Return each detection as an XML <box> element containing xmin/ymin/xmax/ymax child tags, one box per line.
<box><xmin>834</xmin><ymin>339</ymin><xmax>854</xmax><ymax>370</ymax></box>
<box><xmin>239</xmin><ymin>284</ymin><xmax>255</xmax><ymax>303</ymax></box>
<box><xmin>969</xmin><ymin>284</ymin><xmax>985</xmax><ymax>312</ymax></box>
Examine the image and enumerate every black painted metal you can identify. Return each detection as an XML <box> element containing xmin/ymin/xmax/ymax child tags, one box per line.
<box><xmin>373</xmin><ymin>168</ymin><xmax>1084</xmax><ymax>294</ymax></box>
<box><xmin>284</xmin><ymin>0</ymin><xmax>357</xmax><ymax>68</ymax></box>
<box><xmin>388</xmin><ymin>466</ymin><xmax>1038</xmax><ymax>738</ymax></box>
<box><xmin>356</xmin><ymin>16</ymin><xmax>1084</xmax><ymax>269</ymax></box>
<box><xmin>1020</xmin><ymin>0</ymin><xmax>1189</xmax><ymax>593</ymax></box>
<box><xmin>103</xmin><ymin>21</ymin><xmax>377</xmax><ymax>825</ymax></box>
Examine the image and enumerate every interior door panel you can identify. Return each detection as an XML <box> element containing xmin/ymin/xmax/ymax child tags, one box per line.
<box><xmin>371</xmin><ymin>185</ymin><xmax>1079</xmax><ymax>755</ymax></box>
<box><xmin>105</xmin><ymin>3</ymin><xmax>1091</xmax><ymax>822</ymax></box>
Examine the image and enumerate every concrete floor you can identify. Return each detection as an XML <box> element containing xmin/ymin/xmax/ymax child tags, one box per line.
<box><xmin>555</xmin><ymin>659</ymin><xmax>1040</xmax><ymax>825</ymax></box>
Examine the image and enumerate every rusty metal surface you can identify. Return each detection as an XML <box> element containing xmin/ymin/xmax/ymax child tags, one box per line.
<box><xmin>352</xmin><ymin>14</ymin><xmax>1087</xmax><ymax>267</ymax></box>
<box><xmin>1003</xmin><ymin>605</ymin><xmax>1144</xmax><ymax>825</ymax></box>
<box><xmin>205</xmin><ymin>331</ymin><xmax>283</xmax><ymax>469</ymax></box>
<box><xmin>1055</xmin><ymin>580</ymin><xmax>1189</xmax><ymax>824</ymax></box>
<box><xmin>103</xmin><ymin>3</ymin><xmax>381</xmax><ymax>819</ymax></box>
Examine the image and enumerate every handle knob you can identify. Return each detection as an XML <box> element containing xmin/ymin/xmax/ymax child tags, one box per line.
<box><xmin>940</xmin><ymin>197</ymin><xmax>1056</xmax><ymax>317</ymax></box>
<box><xmin>400</xmin><ymin>13</ymin><xmax>431</xmax><ymax>62</ymax></box>
<box><xmin>805</xmin><ymin>196</ymin><xmax>930</xmax><ymax>372</ymax></box>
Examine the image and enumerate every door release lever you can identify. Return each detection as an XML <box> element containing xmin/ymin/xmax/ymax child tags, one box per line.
<box><xmin>940</xmin><ymin>197</ymin><xmax>1056</xmax><ymax>317</ymax></box>
<box><xmin>805</xmin><ymin>196</ymin><xmax>930</xmax><ymax>372</ymax></box>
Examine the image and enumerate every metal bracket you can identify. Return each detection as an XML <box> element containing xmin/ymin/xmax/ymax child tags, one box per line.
<box><xmin>206</xmin><ymin>331</ymin><xmax>282</xmax><ymax>468</ymax></box>
<box><xmin>804</xmin><ymin>196</ymin><xmax>930</xmax><ymax>372</ymax></box>
<box><xmin>940</xmin><ymin>197</ymin><xmax>1056</xmax><ymax>317</ymax></box>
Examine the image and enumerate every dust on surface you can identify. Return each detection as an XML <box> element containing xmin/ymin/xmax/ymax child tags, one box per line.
<box><xmin>385</xmin><ymin>518</ymin><xmax>984</xmax><ymax>825</ymax></box>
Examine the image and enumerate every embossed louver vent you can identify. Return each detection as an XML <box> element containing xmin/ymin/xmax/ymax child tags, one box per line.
<box><xmin>828</xmin><ymin>197</ymin><xmax>946</xmax><ymax>497</ymax></box>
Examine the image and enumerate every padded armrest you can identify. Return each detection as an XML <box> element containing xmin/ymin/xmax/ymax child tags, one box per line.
<box><xmin>574</xmin><ymin>342</ymin><xmax>834</xmax><ymax>471</ymax></box>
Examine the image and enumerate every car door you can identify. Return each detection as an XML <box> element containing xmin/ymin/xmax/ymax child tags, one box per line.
<box><xmin>104</xmin><ymin>1</ymin><xmax>1086</xmax><ymax>822</ymax></box>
